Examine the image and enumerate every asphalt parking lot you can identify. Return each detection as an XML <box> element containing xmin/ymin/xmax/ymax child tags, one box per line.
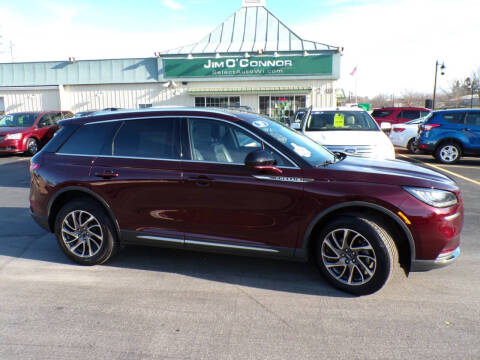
<box><xmin>0</xmin><ymin>152</ymin><xmax>479</xmax><ymax>360</ymax></box>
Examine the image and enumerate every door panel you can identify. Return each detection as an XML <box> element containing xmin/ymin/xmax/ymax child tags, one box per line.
<box><xmin>91</xmin><ymin>117</ymin><xmax>185</xmax><ymax>242</ymax></box>
<box><xmin>181</xmin><ymin>162</ymin><xmax>304</xmax><ymax>253</ymax></box>
<box><xmin>91</xmin><ymin>157</ymin><xmax>185</xmax><ymax>241</ymax></box>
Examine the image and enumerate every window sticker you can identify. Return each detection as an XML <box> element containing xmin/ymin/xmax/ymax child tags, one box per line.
<box><xmin>291</xmin><ymin>143</ymin><xmax>312</xmax><ymax>158</ymax></box>
<box><xmin>252</xmin><ymin>120</ymin><xmax>269</xmax><ymax>128</ymax></box>
<box><xmin>334</xmin><ymin>113</ymin><xmax>345</xmax><ymax>127</ymax></box>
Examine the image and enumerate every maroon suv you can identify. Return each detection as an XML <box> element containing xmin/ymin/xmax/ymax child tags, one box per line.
<box><xmin>29</xmin><ymin>108</ymin><xmax>463</xmax><ymax>295</ymax></box>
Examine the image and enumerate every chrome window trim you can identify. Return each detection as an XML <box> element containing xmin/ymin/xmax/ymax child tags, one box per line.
<box><xmin>185</xmin><ymin>239</ymin><xmax>279</xmax><ymax>253</ymax></box>
<box><xmin>62</xmin><ymin>115</ymin><xmax>300</xmax><ymax>169</ymax></box>
<box><xmin>54</xmin><ymin>152</ymin><xmax>298</xmax><ymax>169</ymax></box>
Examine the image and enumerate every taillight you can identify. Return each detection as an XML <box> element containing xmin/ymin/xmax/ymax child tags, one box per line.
<box><xmin>393</xmin><ymin>128</ymin><xmax>405</xmax><ymax>132</ymax></box>
<box><xmin>30</xmin><ymin>162</ymin><xmax>40</xmax><ymax>171</ymax></box>
<box><xmin>423</xmin><ymin>124</ymin><xmax>441</xmax><ymax>131</ymax></box>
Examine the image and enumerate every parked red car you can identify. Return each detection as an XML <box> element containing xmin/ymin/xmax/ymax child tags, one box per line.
<box><xmin>372</xmin><ymin>107</ymin><xmax>431</xmax><ymax>126</ymax></box>
<box><xmin>29</xmin><ymin>108</ymin><xmax>462</xmax><ymax>295</ymax></box>
<box><xmin>0</xmin><ymin>111</ymin><xmax>73</xmax><ymax>155</ymax></box>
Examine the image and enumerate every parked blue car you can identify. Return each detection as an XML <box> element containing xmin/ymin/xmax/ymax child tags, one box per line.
<box><xmin>415</xmin><ymin>109</ymin><xmax>480</xmax><ymax>163</ymax></box>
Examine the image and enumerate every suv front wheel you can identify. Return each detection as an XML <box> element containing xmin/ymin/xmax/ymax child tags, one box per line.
<box><xmin>315</xmin><ymin>216</ymin><xmax>398</xmax><ymax>295</ymax></box>
<box><xmin>54</xmin><ymin>199</ymin><xmax>118</xmax><ymax>265</ymax></box>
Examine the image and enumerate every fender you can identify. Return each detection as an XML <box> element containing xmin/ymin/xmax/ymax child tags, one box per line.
<box><xmin>47</xmin><ymin>186</ymin><xmax>121</xmax><ymax>238</ymax></box>
<box><xmin>294</xmin><ymin>201</ymin><xmax>416</xmax><ymax>264</ymax></box>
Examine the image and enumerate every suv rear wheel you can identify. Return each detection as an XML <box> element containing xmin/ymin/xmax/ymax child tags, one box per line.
<box><xmin>54</xmin><ymin>199</ymin><xmax>118</xmax><ymax>265</ymax></box>
<box><xmin>435</xmin><ymin>142</ymin><xmax>461</xmax><ymax>164</ymax></box>
<box><xmin>315</xmin><ymin>216</ymin><xmax>398</xmax><ymax>295</ymax></box>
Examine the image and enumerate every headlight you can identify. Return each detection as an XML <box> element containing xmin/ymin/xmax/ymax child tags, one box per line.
<box><xmin>5</xmin><ymin>133</ymin><xmax>22</xmax><ymax>140</ymax></box>
<box><xmin>403</xmin><ymin>187</ymin><xmax>458</xmax><ymax>208</ymax></box>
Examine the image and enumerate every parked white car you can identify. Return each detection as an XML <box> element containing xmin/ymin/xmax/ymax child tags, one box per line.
<box><xmin>291</xmin><ymin>107</ymin><xmax>395</xmax><ymax>160</ymax></box>
<box><xmin>390</xmin><ymin>117</ymin><xmax>427</xmax><ymax>153</ymax></box>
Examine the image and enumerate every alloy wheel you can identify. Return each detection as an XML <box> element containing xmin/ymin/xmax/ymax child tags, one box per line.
<box><xmin>439</xmin><ymin>145</ymin><xmax>459</xmax><ymax>163</ymax></box>
<box><xmin>61</xmin><ymin>210</ymin><xmax>104</xmax><ymax>258</ymax></box>
<box><xmin>321</xmin><ymin>228</ymin><xmax>377</xmax><ymax>286</ymax></box>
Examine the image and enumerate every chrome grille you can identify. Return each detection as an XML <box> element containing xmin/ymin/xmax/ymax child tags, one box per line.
<box><xmin>325</xmin><ymin>145</ymin><xmax>376</xmax><ymax>157</ymax></box>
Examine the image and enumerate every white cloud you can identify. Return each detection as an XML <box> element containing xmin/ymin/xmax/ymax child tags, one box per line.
<box><xmin>163</xmin><ymin>0</ymin><xmax>184</xmax><ymax>11</ymax></box>
<box><xmin>293</xmin><ymin>0</ymin><xmax>480</xmax><ymax>97</ymax></box>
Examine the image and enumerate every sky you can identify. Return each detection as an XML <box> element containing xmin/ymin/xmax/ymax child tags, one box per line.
<box><xmin>0</xmin><ymin>0</ymin><xmax>478</xmax><ymax>97</ymax></box>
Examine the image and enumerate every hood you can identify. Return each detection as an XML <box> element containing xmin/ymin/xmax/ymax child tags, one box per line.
<box><xmin>314</xmin><ymin>156</ymin><xmax>457</xmax><ymax>191</ymax></box>
<box><xmin>0</xmin><ymin>127</ymin><xmax>28</xmax><ymax>135</ymax></box>
<box><xmin>304</xmin><ymin>130</ymin><xmax>388</xmax><ymax>146</ymax></box>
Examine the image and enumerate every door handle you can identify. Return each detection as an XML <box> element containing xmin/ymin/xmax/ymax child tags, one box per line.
<box><xmin>187</xmin><ymin>175</ymin><xmax>213</xmax><ymax>187</ymax></box>
<box><xmin>94</xmin><ymin>170</ymin><xmax>119</xmax><ymax>179</ymax></box>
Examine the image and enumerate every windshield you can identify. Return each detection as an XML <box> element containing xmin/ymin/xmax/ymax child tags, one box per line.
<box><xmin>306</xmin><ymin>111</ymin><xmax>379</xmax><ymax>131</ymax></box>
<box><xmin>248</xmin><ymin>117</ymin><xmax>335</xmax><ymax>167</ymax></box>
<box><xmin>0</xmin><ymin>114</ymin><xmax>37</xmax><ymax>128</ymax></box>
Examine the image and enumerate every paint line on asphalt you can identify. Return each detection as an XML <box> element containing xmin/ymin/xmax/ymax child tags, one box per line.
<box><xmin>398</xmin><ymin>154</ymin><xmax>480</xmax><ymax>186</ymax></box>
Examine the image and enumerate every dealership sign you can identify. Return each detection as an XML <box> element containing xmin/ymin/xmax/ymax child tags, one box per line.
<box><xmin>163</xmin><ymin>55</ymin><xmax>332</xmax><ymax>78</ymax></box>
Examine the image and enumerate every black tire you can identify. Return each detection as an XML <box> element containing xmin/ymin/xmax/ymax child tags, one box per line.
<box><xmin>25</xmin><ymin>138</ymin><xmax>39</xmax><ymax>156</ymax></box>
<box><xmin>434</xmin><ymin>142</ymin><xmax>462</xmax><ymax>164</ymax></box>
<box><xmin>407</xmin><ymin>138</ymin><xmax>421</xmax><ymax>154</ymax></box>
<box><xmin>314</xmin><ymin>216</ymin><xmax>399</xmax><ymax>295</ymax></box>
<box><xmin>54</xmin><ymin>199</ymin><xmax>118</xmax><ymax>265</ymax></box>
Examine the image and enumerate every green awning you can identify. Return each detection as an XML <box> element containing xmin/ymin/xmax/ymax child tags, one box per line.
<box><xmin>188</xmin><ymin>86</ymin><xmax>312</xmax><ymax>96</ymax></box>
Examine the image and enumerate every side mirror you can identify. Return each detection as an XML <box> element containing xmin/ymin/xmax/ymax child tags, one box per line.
<box><xmin>245</xmin><ymin>150</ymin><xmax>282</xmax><ymax>174</ymax></box>
<box><xmin>380</xmin><ymin>122</ymin><xmax>392</xmax><ymax>133</ymax></box>
<box><xmin>290</xmin><ymin>122</ymin><xmax>301</xmax><ymax>130</ymax></box>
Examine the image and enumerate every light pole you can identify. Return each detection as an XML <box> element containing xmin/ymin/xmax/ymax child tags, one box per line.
<box><xmin>432</xmin><ymin>60</ymin><xmax>445</xmax><ymax>110</ymax></box>
<box><xmin>465</xmin><ymin>77</ymin><xmax>475</xmax><ymax>108</ymax></box>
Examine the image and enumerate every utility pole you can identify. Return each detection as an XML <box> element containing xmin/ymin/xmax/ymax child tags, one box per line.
<box><xmin>9</xmin><ymin>41</ymin><xmax>14</xmax><ymax>63</ymax></box>
<box><xmin>432</xmin><ymin>60</ymin><xmax>445</xmax><ymax>110</ymax></box>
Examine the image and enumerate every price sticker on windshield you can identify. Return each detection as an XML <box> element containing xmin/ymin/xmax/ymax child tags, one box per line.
<box><xmin>333</xmin><ymin>114</ymin><xmax>345</xmax><ymax>127</ymax></box>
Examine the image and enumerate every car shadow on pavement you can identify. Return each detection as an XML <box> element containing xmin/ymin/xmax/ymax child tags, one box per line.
<box><xmin>107</xmin><ymin>245</ymin><xmax>351</xmax><ymax>298</ymax></box>
<box><xmin>0</xmin><ymin>207</ymin><xmax>350</xmax><ymax>298</ymax></box>
<box><xmin>0</xmin><ymin>159</ymin><xmax>31</xmax><ymax>188</ymax></box>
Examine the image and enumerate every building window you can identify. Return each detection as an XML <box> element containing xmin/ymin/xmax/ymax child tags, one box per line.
<box><xmin>195</xmin><ymin>96</ymin><xmax>241</xmax><ymax>108</ymax></box>
<box><xmin>139</xmin><ymin>104</ymin><xmax>153</xmax><ymax>109</ymax></box>
<box><xmin>259</xmin><ymin>95</ymin><xmax>307</xmax><ymax>124</ymax></box>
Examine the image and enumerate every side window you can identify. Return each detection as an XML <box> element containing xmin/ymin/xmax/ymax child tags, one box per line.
<box><xmin>188</xmin><ymin>118</ymin><xmax>291</xmax><ymax>166</ymax></box>
<box><xmin>62</xmin><ymin>112</ymin><xmax>74</xmax><ymax>119</ymax></box>
<box><xmin>58</xmin><ymin>122</ymin><xmax>118</xmax><ymax>155</ymax></box>
<box><xmin>114</xmin><ymin>118</ymin><xmax>181</xmax><ymax>160</ymax></box>
<box><xmin>51</xmin><ymin>113</ymin><xmax>63</xmax><ymax>124</ymax></box>
<box><xmin>38</xmin><ymin>114</ymin><xmax>52</xmax><ymax>128</ymax></box>
<box><xmin>405</xmin><ymin>111</ymin><xmax>420</xmax><ymax>119</ymax></box>
<box><xmin>466</xmin><ymin>112</ymin><xmax>480</xmax><ymax>127</ymax></box>
<box><xmin>441</xmin><ymin>113</ymin><xmax>465</xmax><ymax>125</ymax></box>
<box><xmin>420</xmin><ymin>111</ymin><xmax>430</xmax><ymax>118</ymax></box>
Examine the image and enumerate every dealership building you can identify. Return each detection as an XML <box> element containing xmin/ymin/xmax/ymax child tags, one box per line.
<box><xmin>0</xmin><ymin>0</ymin><xmax>342</xmax><ymax>121</ymax></box>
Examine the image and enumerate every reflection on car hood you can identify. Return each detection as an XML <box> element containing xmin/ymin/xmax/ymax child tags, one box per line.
<box><xmin>325</xmin><ymin>156</ymin><xmax>456</xmax><ymax>189</ymax></box>
<box><xmin>0</xmin><ymin>127</ymin><xmax>28</xmax><ymax>135</ymax></box>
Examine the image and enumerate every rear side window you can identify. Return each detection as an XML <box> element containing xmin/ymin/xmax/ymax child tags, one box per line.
<box><xmin>372</xmin><ymin>110</ymin><xmax>392</xmax><ymax>118</ymax></box>
<box><xmin>441</xmin><ymin>113</ymin><xmax>465</xmax><ymax>125</ymax></box>
<box><xmin>466</xmin><ymin>112</ymin><xmax>480</xmax><ymax>126</ymax></box>
<box><xmin>58</xmin><ymin>122</ymin><xmax>118</xmax><ymax>155</ymax></box>
<box><xmin>113</xmin><ymin>118</ymin><xmax>181</xmax><ymax>160</ymax></box>
<box><xmin>398</xmin><ymin>110</ymin><xmax>420</xmax><ymax>120</ymax></box>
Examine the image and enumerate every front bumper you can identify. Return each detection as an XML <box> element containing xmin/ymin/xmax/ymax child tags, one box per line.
<box><xmin>411</xmin><ymin>247</ymin><xmax>460</xmax><ymax>272</ymax></box>
<box><xmin>0</xmin><ymin>139</ymin><xmax>23</xmax><ymax>153</ymax></box>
